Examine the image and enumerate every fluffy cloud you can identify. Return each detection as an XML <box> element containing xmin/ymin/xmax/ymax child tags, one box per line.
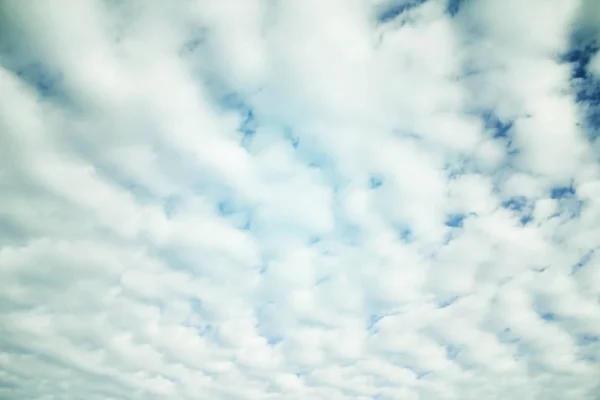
<box><xmin>1</xmin><ymin>0</ymin><xmax>600</xmax><ymax>399</ymax></box>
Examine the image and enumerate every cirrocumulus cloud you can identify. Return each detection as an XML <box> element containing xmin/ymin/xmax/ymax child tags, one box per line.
<box><xmin>1</xmin><ymin>0</ymin><xmax>600</xmax><ymax>399</ymax></box>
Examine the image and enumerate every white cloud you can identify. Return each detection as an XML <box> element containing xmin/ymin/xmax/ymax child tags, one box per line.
<box><xmin>1</xmin><ymin>0</ymin><xmax>600</xmax><ymax>399</ymax></box>
<box><xmin>590</xmin><ymin>52</ymin><xmax>600</xmax><ymax>77</ymax></box>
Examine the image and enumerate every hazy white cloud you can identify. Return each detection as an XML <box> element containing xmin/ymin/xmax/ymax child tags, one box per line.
<box><xmin>590</xmin><ymin>51</ymin><xmax>600</xmax><ymax>77</ymax></box>
<box><xmin>1</xmin><ymin>0</ymin><xmax>600</xmax><ymax>399</ymax></box>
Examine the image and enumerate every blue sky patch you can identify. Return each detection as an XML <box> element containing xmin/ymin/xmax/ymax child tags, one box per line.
<box><xmin>580</xmin><ymin>335</ymin><xmax>599</xmax><ymax>344</ymax></box>
<box><xmin>550</xmin><ymin>184</ymin><xmax>583</xmax><ymax>219</ymax></box>
<box><xmin>437</xmin><ymin>295</ymin><xmax>460</xmax><ymax>308</ymax></box>
<box><xmin>571</xmin><ymin>250</ymin><xmax>595</xmax><ymax>275</ymax></box>
<box><xmin>498</xmin><ymin>328</ymin><xmax>520</xmax><ymax>344</ymax></box>
<box><xmin>541</xmin><ymin>312</ymin><xmax>555</xmax><ymax>321</ymax></box>
<box><xmin>397</xmin><ymin>226</ymin><xmax>413</xmax><ymax>243</ymax></box>
<box><xmin>367</xmin><ymin>314</ymin><xmax>384</xmax><ymax>332</ymax></box>
<box><xmin>533</xmin><ymin>298</ymin><xmax>557</xmax><ymax>322</ymax></box>
<box><xmin>564</xmin><ymin>35</ymin><xmax>600</xmax><ymax>138</ymax></box>
<box><xmin>447</xmin><ymin>0</ymin><xmax>461</xmax><ymax>16</ymax></box>
<box><xmin>308</xmin><ymin>236</ymin><xmax>321</xmax><ymax>245</ymax></box>
<box><xmin>217</xmin><ymin>200</ymin><xmax>235</xmax><ymax>216</ymax></box>
<box><xmin>550</xmin><ymin>185</ymin><xmax>576</xmax><ymax>199</ymax></box>
<box><xmin>482</xmin><ymin>112</ymin><xmax>514</xmax><ymax>139</ymax></box>
<box><xmin>267</xmin><ymin>336</ymin><xmax>283</xmax><ymax>346</ymax></box>
<box><xmin>445</xmin><ymin>214</ymin><xmax>466</xmax><ymax>228</ymax></box>
<box><xmin>414</xmin><ymin>369</ymin><xmax>431</xmax><ymax>380</ymax></box>
<box><xmin>502</xmin><ymin>196</ymin><xmax>528</xmax><ymax>211</ymax></box>
<box><xmin>445</xmin><ymin>344</ymin><xmax>461</xmax><ymax>360</ymax></box>
<box><xmin>17</xmin><ymin>63</ymin><xmax>61</xmax><ymax>97</ymax></box>
<box><xmin>502</xmin><ymin>196</ymin><xmax>534</xmax><ymax>225</ymax></box>
<box><xmin>284</xmin><ymin>128</ymin><xmax>300</xmax><ymax>149</ymax></box>
<box><xmin>369</xmin><ymin>175</ymin><xmax>384</xmax><ymax>189</ymax></box>
<box><xmin>163</xmin><ymin>196</ymin><xmax>182</xmax><ymax>218</ymax></box>
<box><xmin>239</xmin><ymin>110</ymin><xmax>257</xmax><ymax>149</ymax></box>
<box><xmin>376</xmin><ymin>0</ymin><xmax>429</xmax><ymax>23</ymax></box>
<box><xmin>562</xmin><ymin>41</ymin><xmax>599</xmax><ymax>80</ymax></box>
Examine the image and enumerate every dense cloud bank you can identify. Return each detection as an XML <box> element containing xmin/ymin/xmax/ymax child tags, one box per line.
<box><xmin>1</xmin><ymin>0</ymin><xmax>600</xmax><ymax>399</ymax></box>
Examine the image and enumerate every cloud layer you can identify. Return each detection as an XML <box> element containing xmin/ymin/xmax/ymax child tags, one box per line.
<box><xmin>1</xmin><ymin>0</ymin><xmax>600</xmax><ymax>399</ymax></box>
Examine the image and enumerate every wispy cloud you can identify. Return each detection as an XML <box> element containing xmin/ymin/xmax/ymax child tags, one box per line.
<box><xmin>1</xmin><ymin>0</ymin><xmax>600</xmax><ymax>399</ymax></box>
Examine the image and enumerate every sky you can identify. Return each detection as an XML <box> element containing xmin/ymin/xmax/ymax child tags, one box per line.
<box><xmin>1</xmin><ymin>0</ymin><xmax>600</xmax><ymax>399</ymax></box>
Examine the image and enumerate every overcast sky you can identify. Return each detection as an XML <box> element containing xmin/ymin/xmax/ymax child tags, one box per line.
<box><xmin>1</xmin><ymin>0</ymin><xmax>600</xmax><ymax>399</ymax></box>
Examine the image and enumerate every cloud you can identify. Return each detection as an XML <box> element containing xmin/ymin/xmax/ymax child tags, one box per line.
<box><xmin>1</xmin><ymin>0</ymin><xmax>600</xmax><ymax>399</ymax></box>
